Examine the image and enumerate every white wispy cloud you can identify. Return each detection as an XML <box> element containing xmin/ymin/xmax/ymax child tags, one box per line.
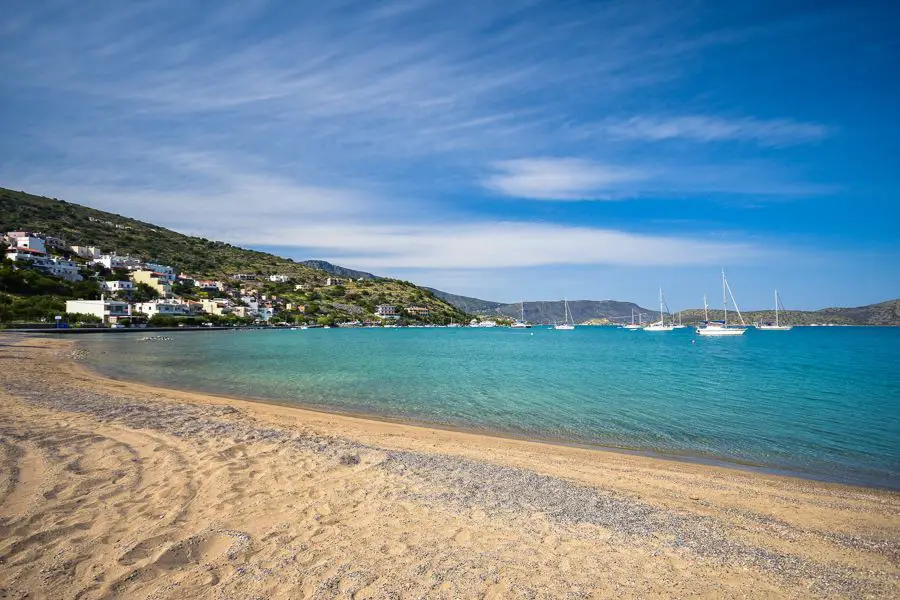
<box><xmin>601</xmin><ymin>115</ymin><xmax>831</xmax><ymax>146</ymax></box>
<box><xmin>3</xmin><ymin>151</ymin><xmax>763</xmax><ymax>271</ymax></box>
<box><xmin>255</xmin><ymin>222</ymin><xmax>763</xmax><ymax>269</ymax></box>
<box><xmin>483</xmin><ymin>158</ymin><xmax>646</xmax><ymax>200</ymax></box>
<box><xmin>481</xmin><ymin>157</ymin><xmax>833</xmax><ymax>200</ymax></box>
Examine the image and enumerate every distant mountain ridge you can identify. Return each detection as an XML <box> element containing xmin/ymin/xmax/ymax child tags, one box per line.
<box><xmin>679</xmin><ymin>299</ymin><xmax>900</xmax><ymax>327</ymax></box>
<box><xmin>488</xmin><ymin>300</ymin><xmax>656</xmax><ymax>325</ymax></box>
<box><xmin>427</xmin><ymin>287</ymin><xmax>900</xmax><ymax>326</ymax></box>
<box><xmin>425</xmin><ymin>289</ymin><xmax>656</xmax><ymax>324</ymax></box>
<box><xmin>424</xmin><ymin>288</ymin><xmax>500</xmax><ymax>313</ymax></box>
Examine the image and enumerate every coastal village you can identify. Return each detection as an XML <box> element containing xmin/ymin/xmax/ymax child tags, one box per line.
<box><xmin>1</xmin><ymin>229</ymin><xmax>463</xmax><ymax>328</ymax></box>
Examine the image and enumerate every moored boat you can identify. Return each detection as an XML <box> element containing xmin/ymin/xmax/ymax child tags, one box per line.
<box><xmin>757</xmin><ymin>289</ymin><xmax>793</xmax><ymax>331</ymax></box>
<box><xmin>554</xmin><ymin>298</ymin><xmax>576</xmax><ymax>330</ymax></box>
<box><xmin>644</xmin><ymin>288</ymin><xmax>675</xmax><ymax>331</ymax></box>
<box><xmin>696</xmin><ymin>271</ymin><xmax>747</xmax><ymax>336</ymax></box>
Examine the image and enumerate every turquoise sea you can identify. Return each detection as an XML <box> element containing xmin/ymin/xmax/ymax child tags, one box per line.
<box><xmin>81</xmin><ymin>327</ymin><xmax>900</xmax><ymax>489</ymax></box>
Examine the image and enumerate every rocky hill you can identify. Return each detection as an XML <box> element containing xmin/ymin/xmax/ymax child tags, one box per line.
<box><xmin>678</xmin><ymin>299</ymin><xmax>900</xmax><ymax>327</ymax></box>
<box><xmin>0</xmin><ymin>187</ymin><xmax>468</xmax><ymax>324</ymax></box>
<box><xmin>424</xmin><ymin>288</ymin><xmax>501</xmax><ymax>314</ymax></box>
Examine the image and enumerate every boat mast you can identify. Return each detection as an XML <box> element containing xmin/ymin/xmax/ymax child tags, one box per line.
<box><xmin>722</xmin><ymin>269</ymin><xmax>728</xmax><ymax>326</ymax></box>
<box><xmin>723</xmin><ymin>271</ymin><xmax>746</xmax><ymax>326</ymax></box>
<box><xmin>703</xmin><ymin>295</ymin><xmax>709</xmax><ymax>322</ymax></box>
<box><xmin>774</xmin><ymin>289</ymin><xmax>779</xmax><ymax>327</ymax></box>
<box><xmin>658</xmin><ymin>288</ymin><xmax>664</xmax><ymax>325</ymax></box>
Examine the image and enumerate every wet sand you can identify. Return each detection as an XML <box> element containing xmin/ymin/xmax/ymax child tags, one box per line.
<box><xmin>0</xmin><ymin>335</ymin><xmax>897</xmax><ymax>598</ymax></box>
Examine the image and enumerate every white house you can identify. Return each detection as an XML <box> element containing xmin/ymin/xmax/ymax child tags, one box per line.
<box><xmin>5</xmin><ymin>248</ymin><xmax>82</xmax><ymax>281</ymax></box>
<box><xmin>101</xmin><ymin>280</ymin><xmax>134</xmax><ymax>293</ymax></box>
<box><xmin>199</xmin><ymin>298</ymin><xmax>233</xmax><ymax>316</ymax></box>
<box><xmin>257</xmin><ymin>307</ymin><xmax>275</xmax><ymax>321</ymax></box>
<box><xmin>47</xmin><ymin>257</ymin><xmax>83</xmax><ymax>282</ymax></box>
<box><xmin>142</xmin><ymin>262</ymin><xmax>174</xmax><ymax>276</ymax></box>
<box><xmin>375</xmin><ymin>304</ymin><xmax>396</xmax><ymax>317</ymax></box>
<box><xmin>325</xmin><ymin>277</ymin><xmax>344</xmax><ymax>286</ymax></box>
<box><xmin>194</xmin><ymin>280</ymin><xmax>223</xmax><ymax>292</ymax></box>
<box><xmin>269</xmin><ymin>274</ymin><xmax>290</xmax><ymax>283</ymax></box>
<box><xmin>5</xmin><ymin>248</ymin><xmax>50</xmax><ymax>265</ymax></box>
<box><xmin>15</xmin><ymin>236</ymin><xmax>47</xmax><ymax>254</ymax></box>
<box><xmin>65</xmin><ymin>299</ymin><xmax>130</xmax><ymax>323</ymax></box>
<box><xmin>132</xmin><ymin>300</ymin><xmax>191</xmax><ymax>318</ymax></box>
<box><xmin>70</xmin><ymin>245</ymin><xmax>101</xmax><ymax>259</ymax></box>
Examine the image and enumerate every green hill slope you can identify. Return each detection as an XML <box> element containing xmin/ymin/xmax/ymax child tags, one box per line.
<box><xmin>0</xmin><ymin>187</ymin><xmax>469</xmax><ymax>324</ymax></box>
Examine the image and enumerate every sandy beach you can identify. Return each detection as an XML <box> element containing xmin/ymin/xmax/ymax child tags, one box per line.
<box><xmin>0</xmin><ymin>335</ymin><xmax>897</xmax><ymax>598</ymax></box>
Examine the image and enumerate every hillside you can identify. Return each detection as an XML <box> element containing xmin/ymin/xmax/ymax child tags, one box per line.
<box><xmin>678</xmin><ymin>299</ymin><xmax>900</xmax><ymax>326</ymax></box>
<box><xmin>0</xmin><ymin>187</ymin><xmax>469</xmax><ymax>324</ymax></box>
<box><xmin>299</xmin><ymin>260</ymin><xmax>377</xmax><ymax>280</ymax></box>
<box><xmin>425</xmin><ymin>288</ymin><xmax>501</xmax><ymax>313</ymax></box>
<box><xmin>1</xmin><ymin>188</ymin><xmax>324</xmax><ymax>280</ymax></box>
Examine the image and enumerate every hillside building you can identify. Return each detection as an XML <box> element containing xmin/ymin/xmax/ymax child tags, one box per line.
<box><xmin>132</xmin><ymin>300</ymin><xmax>191</xmax><ymax>318</ymax></box>
<box><xmin>65</xmin><ymin>299</ymin><xmax>130</xmax><ymax>324</ymax></box>
<box><xmin>130</xmin><ymin>269</ymin><xmax>173</xmax><ymax>297</ymax></box>
<box><xmin>101</xmin><ymin>280</ymin><xmax>134</xmax><ymax>293</ymax></box>
<box><xmin>375</xmin><ymin>304</ymin><xmax>396</xmax><ymax>317</ymax></box>
<box><xmin>13</xmin><ymin>235</ymin><xmax>47</xmax><ymax>254</ymax></box>
<box><xmin>70</xmin><ymin>245</ymin><xmax>101</xmax><ymax>259</ymax></box>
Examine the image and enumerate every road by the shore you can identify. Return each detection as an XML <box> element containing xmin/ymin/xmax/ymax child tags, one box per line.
<box><xmin>0</xmin><ymin>335</ymin><xmax>897</xmax><ymax>598</ymax></box>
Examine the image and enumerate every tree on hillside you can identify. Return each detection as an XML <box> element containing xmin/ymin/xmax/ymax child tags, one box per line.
<box><xmin>132</xmin><ymin>282</ymin><xmax>160</xmax><ymax>303</ymax></box>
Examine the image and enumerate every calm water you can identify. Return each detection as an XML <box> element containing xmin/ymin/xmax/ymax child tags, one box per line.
<box><xmin>81</xmin><ymin>327</ymin><xmax>900</xmax><ymax>489</ymax></box>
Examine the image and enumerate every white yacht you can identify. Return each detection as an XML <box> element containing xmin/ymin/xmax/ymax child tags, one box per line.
<box><xmin>623</xmin><ymin>308</ymin><xmax>642</xmax><ymax>330</ymax></box>
<box><xmin>757</xmin><ymin>289</ymin><xmax>793</xmax><ymax>331</ymax></box>
<box><xmin>644</xmin><ymin>289</ymin><xmax>675</xmax><ymax>331</ymax></box>
<box><xmin>554</xmin><ymin>298</ymin><xmax>575</xmax><ymax>330</ymax></box>
<box><xmin>696</xmin><ymin>271</ymin><xmax>747</xmax><ymax>336</ymax></box>
<box><xmin>510</xmin><ymin>300</ymin><xmax>532</xmax><ymax>328</ymax></box>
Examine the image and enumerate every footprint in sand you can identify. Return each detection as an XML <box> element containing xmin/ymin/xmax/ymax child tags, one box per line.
<box><xmin>118</xmin><ymin>534</ymin><xmax>172</xmax><ymax>565</ymax></box>
<box><xmin>454</xmin><ymin>529</ymin><xmax>472</xmax><ymax>543</ymax></box>
<box><xmin>154</xmin><ymin>533</ymin><xmax>235</xmax><ymax>569</ymax></box>
<box><xmin>386</xmin><ymin>542</ymin><xmax>408</xmax><ymax>556</ymax></box>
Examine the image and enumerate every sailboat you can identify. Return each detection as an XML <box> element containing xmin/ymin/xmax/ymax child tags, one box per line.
<box><xmin>757</xmin><ymin>289</ymin><xmax>793</xmax><ymax>331</ymax></box>
<box><xmin>672</xmin><ymin>311</ymin><xmax>687</xmax><ymax>329</ymax></box>
<box><xmin>554</xmin><ymin>298</ymin><xmax>575</xmax><ymax>330</ymax></box>
<box><xmin>510</xmin><ymin>300</ymin><xmax>532</xmax><ymax>328</ymax></box>
<box><xmin>623</xmin><ymin>308</ymin><xmax>642</xmax><ymax>330</ymax></box>
<box><xmin>644</xmin><ymin>289</ymin><xmax>675</xmax><ymax>331</ymax></box>
<box><xmin>696</xmin><ymin>270</ymin><xmax>747</xmax><ymax>336</ymax></box>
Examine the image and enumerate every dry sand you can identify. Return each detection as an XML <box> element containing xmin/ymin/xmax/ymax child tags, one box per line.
<box><xmin>0</xmin><ymin>335</ymin><xmax>897</xmax><ymax>599</ymax></box>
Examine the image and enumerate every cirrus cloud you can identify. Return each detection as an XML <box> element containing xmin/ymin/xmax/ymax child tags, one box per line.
<box><xmin>603</xmin><ymin>115</ymin><xmax>832</xmax><ymax>146</ymax></box>
<box><xmin>483</xmin><ymin>158</ymin><xmax>647</xmax><ymax>200</ymax></box>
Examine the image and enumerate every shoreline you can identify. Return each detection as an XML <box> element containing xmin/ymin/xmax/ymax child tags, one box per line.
<box><xmin>86</xmin><ymin>355</ymin><xmax>892</xmax><ymax>492</ymax></box>
<box><xmin>2</xmin><ymin>335</ymin><xmax>898</xmax><ymax>598</ymax></box>
<box><xmin>22</xmin><ymin>334</ymin><xmax>897</xmax><ymax>497</ymax></box>
<box><xmin>70</xmin><ymin>333</ymin><xmax>896</xmax><ymax>492</ymax></box>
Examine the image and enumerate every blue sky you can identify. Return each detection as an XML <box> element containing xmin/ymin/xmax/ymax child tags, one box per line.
<box><xmin>1</xmin><ymin>0</ymin><xmax>898</xmax><ymax>310</ymax></box>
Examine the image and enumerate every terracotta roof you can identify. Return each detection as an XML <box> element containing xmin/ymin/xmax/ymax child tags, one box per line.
<box><xmin>7</xmin><ymin>247</ymin><xmax>46</xmax><ymax>255</ymax></box>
